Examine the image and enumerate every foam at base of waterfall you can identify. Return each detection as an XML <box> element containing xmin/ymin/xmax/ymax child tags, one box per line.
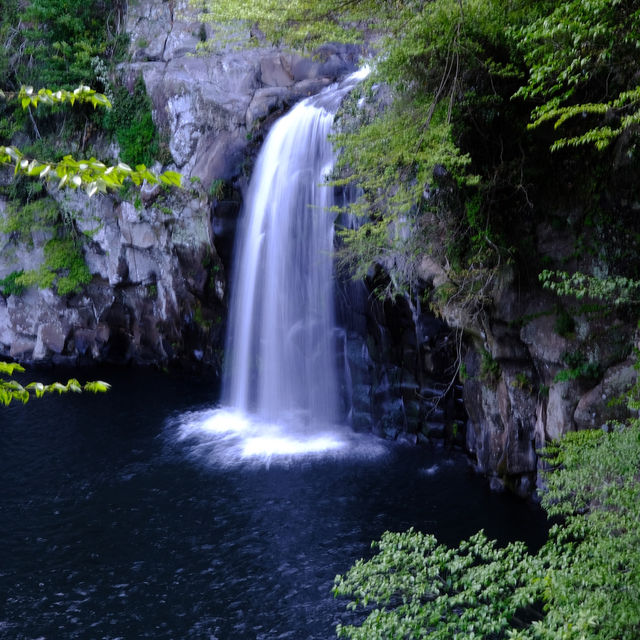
<box><xmin>172</xmin><ymin>407</ymin><xmax>387</xmax><ymax>468</ymax></box>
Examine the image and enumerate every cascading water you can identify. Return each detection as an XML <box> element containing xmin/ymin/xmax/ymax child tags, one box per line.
<box><xmin>177</xmin><ymin>69</ymin><xmax>377</xmax><ymax>464</ymax></box>
<box><xmin>225</xmin><ymin>92</ymin><xmax>338</xmax><ymax>423</ymax></box>
<box><xmin>226</xmin><ymin>70</ymin><xmax>375</xmax><ymax>423</ymax></box>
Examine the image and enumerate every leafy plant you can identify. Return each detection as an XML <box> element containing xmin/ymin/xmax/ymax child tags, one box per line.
<box><xmin>0</xmin><ymin>196</ymin><xmax>60</xmax><ymax>243</ymax></box>
<box><xmin>553</xmin><ymin>307</ymin><xmax>575</xmax><ymax>337</ymax></box>
<box><xmin>479</xmin><ymin>348</ymin><xmax>500</xmax><ymax>386</ymax></box>
<box><xmin>16</xmin><ymin>237</ymin><xmax>92</xmax><ymax>296</ymax></box>
<box><xmin>193</xmin><ymin>302</ymin><xmax>212</xmax><ymax>330</ymax></box>
<box><xmin>553</xmin><ymin>350</ymin><xmax>601</xmax><ymax>384</ymax></box>
<box><xmin>103</xmin><ymin>76</ymin><xmax>160</xmax><ymax>167</ymax></box>
<box><xmin>334</xmin><ymin>528</ymin><xmax>537</xmax><ymax>639</ymax></box>
<box><xmin>541</xmin><ymin>270</ymin><xmax>640</xmax><ymax>307</ymax></box>
<box><xmin>0</xmin><ymin>270</ymin><xmax>26</xmax><ymax>297</ymax></box>
<box><xmin>0</xmin><ymin>85</ymin><xmax>182</xmax><ymax>196</ymax></box>
<box><xmin>208</xmin><ymin>178</ymin><xmax>225</xmax><ymax>199</ymax></box>
<box><xmin>513</xmin><ymin>371</ymin><xmax>532</xmax><ymax>391</ymax></box>
<box><xmin>0</xmin><ymin>360</ymin><xmax>110</xmax><ymax>406</ymax></box>
<box><xmin>514</xmin><ymin>0</ymin><xmax>640</xmax><ymax>153</ymax></box>
<box><xmin>334</xmin><ymin>418</ymin><xmax>640</xmax><ymax>639</ymax></box>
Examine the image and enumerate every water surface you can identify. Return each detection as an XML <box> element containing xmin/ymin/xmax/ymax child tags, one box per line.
<box><xmin>0</xmin><ymin>368</ymin><xmax>547</xmax><ymax>639</ymax></box>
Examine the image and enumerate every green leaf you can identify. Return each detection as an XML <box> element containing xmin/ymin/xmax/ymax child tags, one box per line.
<box><xmin>83</xmin><ymin>380</ymin><xmax>111</xmax><ymax>393</ymax></box>
<box><xmin>0</xmin><ymin>361</ymin><xmax>25</xmax><ymax>375</ymax></box>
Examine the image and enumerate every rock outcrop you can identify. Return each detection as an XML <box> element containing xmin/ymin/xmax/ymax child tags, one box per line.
<box><xmin>434</xmin><ymin>231</ymin><xmax>639</xmax><ymax>494</ymax></box>
<box><xmin>0</xmin><ymin>0</ymin><xmax>357</xmax><ymax>372</ymax></box>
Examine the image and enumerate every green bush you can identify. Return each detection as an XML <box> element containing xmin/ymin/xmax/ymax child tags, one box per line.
<box><xmin>16</xmin><ymin>0</ymin><xmax>123</xmax><ymax>89</ymax></box>
<box><xmin>0</xmin><ymin>270</ymin><xmax>26</xmax><ymax>297</ymax></box>
<box><xmin>0</xmin><ymin>197</ymin><xmax>60</xmax><ymax>244</ymax></box>
<box><xmin>103</xmin><ymin>76</ymin><xmax>159</xmax><ymax>167</ymax></box>
<box><xmin>334</xmin><ymin>420</ymin><xmax>640</xmax><ymax>639</ymax></box>
<box><xmin>17</xmin><ymin>237</ymin><xmax>92</xmax><ymax>296</ymax></box>
<box><xmin>553</xmin><ymin>350</ymin><xmax>601</xmax><ymax>384</ymax></box>
<box><xmin>479</xmin><ymin>348</ymin><xmax>501</xmax><ymax>385</ymax></box>
<box><xmin>554</xmin><ymin>307</ymin><xmax>575</xmax><ymax>337</ymax></box>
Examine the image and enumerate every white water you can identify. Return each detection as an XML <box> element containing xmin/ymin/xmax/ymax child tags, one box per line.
<box><xmin>180</xmin><ymin>69</ymin><xmax>370</xmax><ymax>463</ymax></box>
<box><xmin>226</xmin><ymin>71</ymin><xmax>370</xmax><ymax>422</ymax></box>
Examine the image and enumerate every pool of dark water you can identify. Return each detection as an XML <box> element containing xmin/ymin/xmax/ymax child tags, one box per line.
<box><xmin>0</xmin><ymin>368</ymin><xmax>547</xmax><ymax>639</ymax></box>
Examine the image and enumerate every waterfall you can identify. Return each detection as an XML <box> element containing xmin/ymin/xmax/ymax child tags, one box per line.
<box><xmin>223</xmin><ymin>69</ymin><xmax>368</xmax><ymax>426</ymax></box>
<box><xmin>175</xmin><ymin>69</ymin><xmax>381</xmax><ymax>465</ymax></box>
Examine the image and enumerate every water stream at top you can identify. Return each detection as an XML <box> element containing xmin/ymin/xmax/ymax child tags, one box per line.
<box><xmin>178</xmin><ymin>69</ymin><xmax>373</xmax><ymax>464</ymax></box>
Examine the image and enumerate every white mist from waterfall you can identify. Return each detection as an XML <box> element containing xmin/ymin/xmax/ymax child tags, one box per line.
<box><xmin>175</xmin><ymin>68</ymin><xmax>384</xmax><ymax>466</ymax></box>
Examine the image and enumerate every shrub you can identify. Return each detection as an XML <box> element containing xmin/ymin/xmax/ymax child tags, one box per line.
<box><xmin>103</xmin><ymin>76</ymin><xmax>159</xmax><ymax>167</ymax></box>
<box><xmin>17</xmin><ymin>237</ymin><xmax>92</xmax><ymax>296</ymax></box>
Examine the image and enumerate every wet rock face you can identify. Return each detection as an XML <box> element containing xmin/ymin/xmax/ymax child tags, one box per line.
<box><xmin>0</xmin><ymin>187</ymin><xmax>227</xmax><ymax>369</ymax></box>
<box><xmin>125</xmin><ymin>0</ymin><xmax>358</xmax><ymax>194</ymax></box>
<box><xmin>335</xmin><ymin>277</ymin><xmax>465</xmax><ymax>447</ymax></box>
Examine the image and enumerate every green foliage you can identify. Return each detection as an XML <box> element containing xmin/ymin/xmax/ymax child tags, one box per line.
<box><xmin>208</xmin><ymin>178</ymin><xmax>225</xmax><ymax>199</ymax></box>
<box><xmin>553</xmin><ymin>307</ymin><xmax>575</xmax><ymax>337</ymax></box>
<box><xmin>553</xmin><ymin>350</ymin><xmax>601</xmax><ymax>384</ymax></box>
<box><xmin>0</xmin><ymin>85</ymin><xmax>111</xmax><ymax>111</ymax></box>
<box><xmin>13</xmin><ymin>0</ymin><xmax>125</xmax><ymax>90</ymax></box>
<box><xmin>334</xmin><ymin>529</ymin><xmax>538</xmax><ymax>639</ymax></box>
<box><xmin>1</xmin><ymin>138</ymin><xmax>181</xmax><ymax>198</ymax></box>
<box><xmin>514</xmin><ymin>0</ymin><xmax>640</xmax><ymax>152</ymax></box>
<box><xmin>0</xmin><ymin>196</ymin><xmax>60</xmax><ymax>243</ymax></box>
<box><xmin>0</xmin><ymin>84</ymin><xmax>181</xmax><ymax>195</ymax></box>
<box><xmin>194</xmin><ymin>0</ymin><xmax>374</xmax><ymax>50</ymax></box>
<box><xmin>0</xmin><ymin>0</ymin><xmax>178</xmax><ymax>195</ymax></box>
<box><xmin>479</xmin><ymin>348</ymin><xmax>501</xmax><ymax>385</ymax></box>
<box><xmin>335</xmin><ymin>419</ymin><xmax>640</xmax><ymax>639</ymax></box>
<box><xmin>0</xmin><ymin>0</ymin><xmax>178</xmax><ymax>207</ymax></box>
<box><xmin>0</xmin><ymin>195</ymin><xmax>92</xmax><ymax>296</ymax></box>
<box><xmin>513</xmin><ymin>371</ymin><xmax>532</xmax><ymax>391</ymax></box>
<box><xmin>0</xmin><ymin>1</ymin><xmax>19</xmax><ymax>84</ymax></box>
<box><xmin>0</xmin><ymin>360</ymin><xmax>110</xmax><ymax>406</ymax></box>
<box><xmin>535</xmin><ymin>423</ymin><xmax>640</xmax><ymax>640</ymax></box>
<box><xmin>15</xmin><ymin>237</ymin><xmax>92</xmax><ymax>296</ymax></box>
<box><xmin>0</xmin><ymin>270</ymin><xmax>26</xmax><ymax>297</ymax></box>
<box><xmin>103</xmin><ymin>77</ymin><xmax>159</xmax><ymax>167</ymax></box>
<box><xmin>193</xmin><ymin>302</ymin><xmax>213</xmax><ymax>330</ymax></box>
<box><xmin>540</xmin><ymin>270</ymin><xmax>640</xmax><ymax>306</ymax></box>
<box><xmin>1</xmin><ymin>143</ymin><xmax>181</xmax><ymax>196</ymax></box>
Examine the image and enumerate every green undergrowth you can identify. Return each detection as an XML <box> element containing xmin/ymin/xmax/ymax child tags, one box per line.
<box><xmin>103</xmin><ymin>76</ymin><xmax>159</xmax><ymax>167</ymax></box>
<box><xmin>0</xmin><ymin>195</ymin><xmax>92</xmax><ymax>297</ymax></box>
<box><xmin>16</xmin><ymin>237</ymin><xmax>92</xmax><ymax>296</ymax></box>
<box><xmin>334</xmin><ymin>419</ymin><xmax>640</xmax><ymax>639</ymax></box>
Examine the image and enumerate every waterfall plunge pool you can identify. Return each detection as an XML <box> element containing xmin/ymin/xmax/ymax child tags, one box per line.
<box><xmin>0</xmin><ymin>368</ymin><xmax>548</xmax><ymax>639</ymax></box>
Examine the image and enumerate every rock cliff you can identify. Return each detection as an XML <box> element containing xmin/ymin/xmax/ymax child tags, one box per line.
<box><xmin>435</xmin><ymin>234</ymin><xmax>638</xmax><ymax>495</ymax></box>
<box><xmin>0</xmin><ymin>0</ymin><xmax>357</xmax><ymax>372</ymax></box>
<box><xmin>1</xmin><ymin>0</ymin><xmax>634</xmax><ymax>495</ymax></box>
